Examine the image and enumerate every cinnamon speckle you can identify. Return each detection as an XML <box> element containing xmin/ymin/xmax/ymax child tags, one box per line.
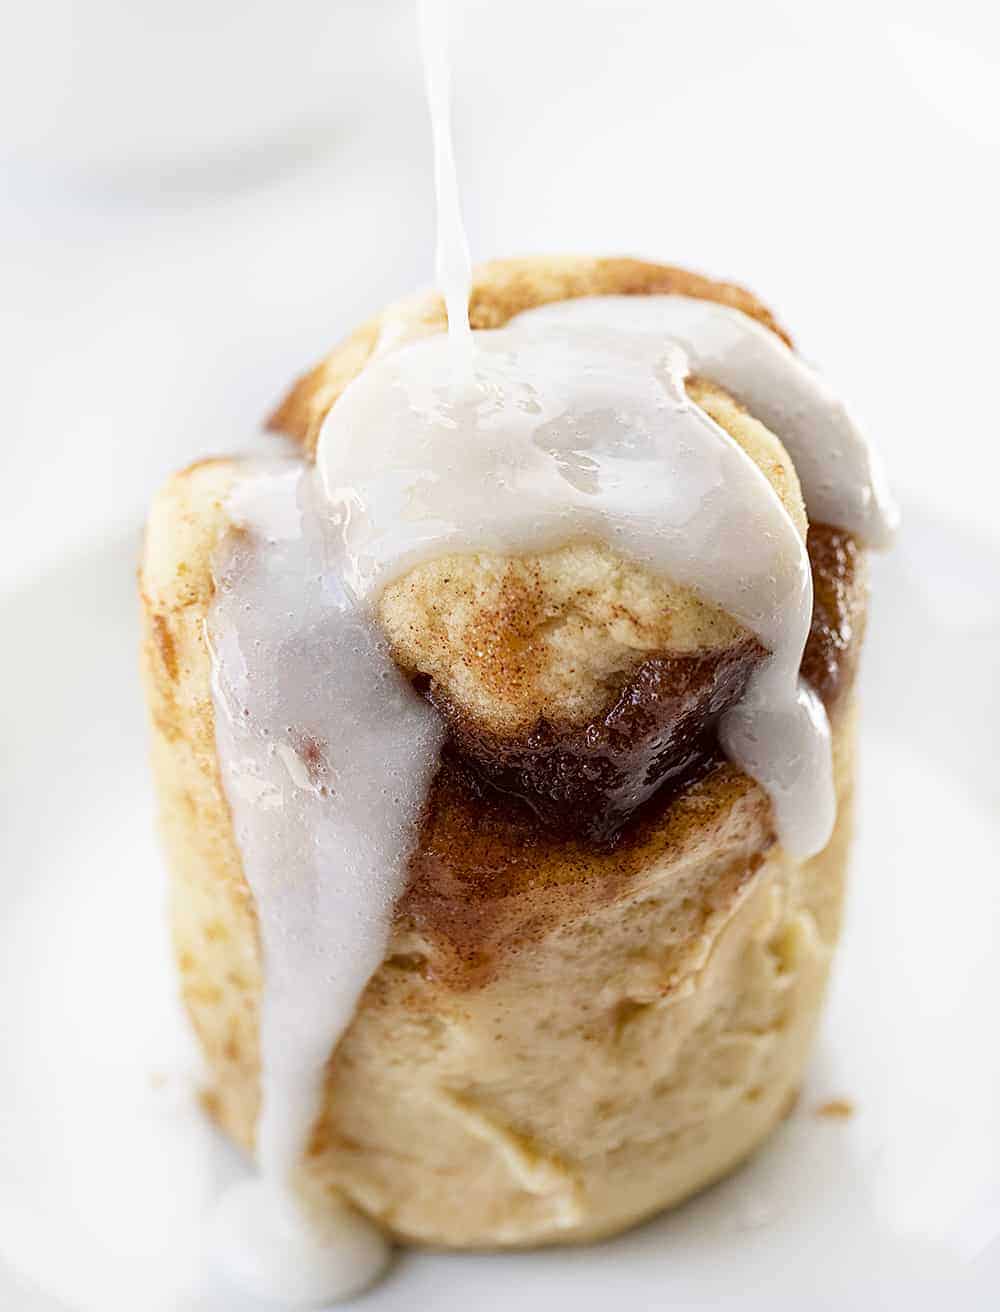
<box><xmin>816</xmin><ymin>1098</ymin><xmax>854</xmax><ymax>1120</ymax></box>
<box><xmin>152</xmin><ymin>612</ymin><xmax>178</xmax><ymax>682</ymax></box>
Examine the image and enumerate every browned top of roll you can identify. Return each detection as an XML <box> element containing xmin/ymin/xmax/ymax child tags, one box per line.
<box><xmin>267</xmin><ymin>256</ymin><xmax>792</xmax><ymax>456</ymax></box>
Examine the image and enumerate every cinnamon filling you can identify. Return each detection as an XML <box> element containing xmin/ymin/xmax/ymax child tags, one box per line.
<box><xmin>395</xmin><ymin>523</ymin><xmax>865</xmax><ymax>984</ymax></box>
<box><xmin>801</xmin><ymin>524</ymin><xmax>867</xmax><ymax>708</ymax></box>
<box><xmin>417</xmin><ymin>639</ymin><xmax>762</xmax><ymax>847</ymax></box>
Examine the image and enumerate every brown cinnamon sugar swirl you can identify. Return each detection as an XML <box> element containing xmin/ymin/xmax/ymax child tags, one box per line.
<box><xmin>396</xmin><ymin>523</ymin><xmax>863</xmax><ymax>852</ymax></box>
<box><xmin>141</xmin><ymin>255</ymin><xmax>874</xmax><ymax>1251</ymax></box>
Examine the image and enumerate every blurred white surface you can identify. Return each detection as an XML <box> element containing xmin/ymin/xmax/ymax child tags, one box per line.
<box><xmin>1</xmin><ymin>0</ymin><xmax>999</xmax><ymax>600</ymax></box>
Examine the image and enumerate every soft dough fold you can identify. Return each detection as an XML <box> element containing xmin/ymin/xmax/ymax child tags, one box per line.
<box><xmin>140</xmin><ymin>256</ymin><xmax>865</xmax><ymax>1247</ymax></box>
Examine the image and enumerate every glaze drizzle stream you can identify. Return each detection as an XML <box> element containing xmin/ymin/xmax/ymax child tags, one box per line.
<box><xmin>418</xmin><ymin>0</ymin><xmax>472</xmax><ymax>359</ymax></box>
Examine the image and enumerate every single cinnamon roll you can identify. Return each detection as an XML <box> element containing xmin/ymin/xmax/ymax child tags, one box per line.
<box><xmin>141</xmin><ymin>256</ymin><xmax>871</xmax><ymax>1248</ymax></box>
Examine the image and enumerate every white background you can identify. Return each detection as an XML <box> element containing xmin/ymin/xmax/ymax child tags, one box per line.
<box><xmin>1</xmin><ymin>0</ymin><xmax>999</xmax><ymax>598</ymax></box>
<box><xmin>1</xmin><ymin>2</ymin><xmax>998</xmax><ymax>1309</ymax></box>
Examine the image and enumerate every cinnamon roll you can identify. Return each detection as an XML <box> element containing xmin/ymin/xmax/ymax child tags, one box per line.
<box><xmin>140</xmin><ymin>255</ymin><xmax>890</xmax><ymax>1257</ymax></box>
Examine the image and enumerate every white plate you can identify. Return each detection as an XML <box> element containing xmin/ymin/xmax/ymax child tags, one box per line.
<box><xmin>1</xmin><ymin>502</ymin><xmax>998</xmax><ymax>1311</ymax></box>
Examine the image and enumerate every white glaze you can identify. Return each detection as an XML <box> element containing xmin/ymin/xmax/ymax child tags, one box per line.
<box><xmin>207</xmin><ymin>463</ymin><xmax>444</xmax><ymax>1304</ymax></box>
<box><xmin>418</xmin><ymin>0</ymin><xmax>472</xmax><ymax>358</ymax></box>
<box><xmin>211</xmin><ymin>1178</ymin><xmax>390</xmax><ymax>1307</ymax></box>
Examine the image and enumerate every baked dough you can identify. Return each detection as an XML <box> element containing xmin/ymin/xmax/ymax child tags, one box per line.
<box><xmin>140</xmin><ymin>257</ymin><xmax>864</xmax><ymax>1247</ymax></box>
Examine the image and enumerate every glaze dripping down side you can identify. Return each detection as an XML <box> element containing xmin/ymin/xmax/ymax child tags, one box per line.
<box><xmin>207</xmin><ymin>463</ymin><xmax>445</xmax><ymax>1301</ymax></box>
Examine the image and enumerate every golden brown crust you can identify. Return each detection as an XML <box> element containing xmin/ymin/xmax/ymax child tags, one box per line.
<box><xmin>267</xmin><ymin>256</ymin><xmax>792</xmax><ymax>456</ymax></box>
<box><xmin>140</xmin><ymin>458</ymin><xmax>264</xmax><ymax>1114</ymax></box>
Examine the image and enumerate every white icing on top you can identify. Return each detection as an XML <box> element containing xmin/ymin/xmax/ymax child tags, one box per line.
<box><xmin>317</xmin><ymin>316</ymin><xmax>835</xmax><ymax>856</ymax></box>
<box><xmin>207</xmin><ymin>463</ymin><xmax>444</xmax><ymax>1304</ymax></box>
